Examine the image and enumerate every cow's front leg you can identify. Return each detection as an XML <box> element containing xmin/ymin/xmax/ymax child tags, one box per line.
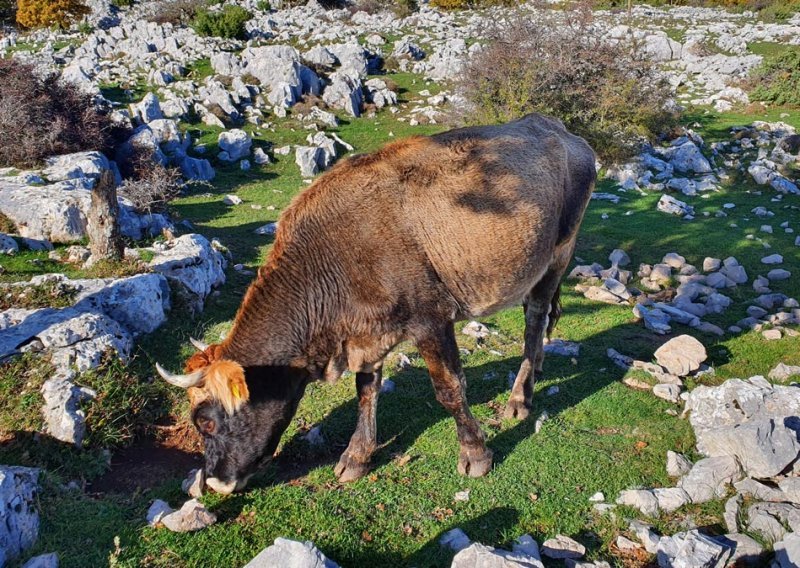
<box><xmin>334</xmin><ymin>369</ymin><xmax>382</xmax><ymax>482</ymax></box>
<box><xmin>417</xmin><ymin>324</ymin><xmax>493</xmax><ymax>478</ymax></box>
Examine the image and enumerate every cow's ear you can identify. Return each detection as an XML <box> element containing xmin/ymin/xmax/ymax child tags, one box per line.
<box><xmin>203</xmin><ymin>360</ymin><xmax>250</xmax><ymax>415</ymax></box>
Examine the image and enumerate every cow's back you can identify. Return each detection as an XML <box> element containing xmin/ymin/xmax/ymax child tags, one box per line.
<box><xmin>398</xmin><ymin>115</ymin><xmax>596</xmax><ymax>317</ymax></box>
<box><xmin>275</xmin><ymin>114</ymin><xmax>595</xmax><ymax>323</ymax></box>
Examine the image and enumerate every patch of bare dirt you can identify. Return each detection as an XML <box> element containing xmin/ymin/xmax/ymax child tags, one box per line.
<box><xmin>90</xmin><ymin>422</ymin><xmax>203</xmax><ymax>494</ymax></box>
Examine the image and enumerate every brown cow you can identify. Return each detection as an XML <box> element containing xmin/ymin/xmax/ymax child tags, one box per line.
<box><xmin>156</xmin><ymin>113</ymin><xmax>596</xmax><ymax>494</ymax></box>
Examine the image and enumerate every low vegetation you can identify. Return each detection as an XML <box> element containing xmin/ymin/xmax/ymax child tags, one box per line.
<box><xmin>455</xmin><ymin>5</ymin><xmax>677</xmax><ymax>162</ymax></box>
<box><xmin>118</xmin><ymin>148</ymin><xmax>185</xmax><ymax>214</ymax></box>
<box><xmin>80</xmin><ymin>358</ymin><xmax>172</xmax><ymax>449</ymax></box>
<box><xmin>147</xmin><ymin>0</ymin><xmax>199</xmax><ymax>25</ymax></box>
<box><xmin>191</xmin><ymin>5</ymin><xmax>252</xmax><ymax>40</ymax></box>
<box><xmin>15</xmin><ymin>0</ymin><xmax>89</xmax><ymax>28</ymax></box>
<box><xmin>748</xmin><ymin>46</ymin><xmax>800</xmax><ymax>106</ymax></box>
<box><xmin>430</xmin><ymin>0</ymin><xmax>517</xmax><ymax>8</ymax></box>
<box><xmin>0</xmin><ymin>60</ymin><xmax>127</xmax><ymax>169</ymax></box>
<box><xmin>0</xmin><ymin>0</ymin><xmax>15</xmax><ymax>24</ymax></box>
<box><xmin>0</xmin><ymin>278</ymin><xmax>77</xmax><ymax>311</ymax></box>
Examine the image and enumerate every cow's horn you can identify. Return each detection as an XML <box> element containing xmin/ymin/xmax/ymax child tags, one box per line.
<box><xmin>190</xmin><ymin>337</ymin><xmax>209</xmax><ymax>351</ymax></box>
<box><xmin>156</xmin><ymin>363</ymin><xmax>204</xmax><ymax>388</ymax></box>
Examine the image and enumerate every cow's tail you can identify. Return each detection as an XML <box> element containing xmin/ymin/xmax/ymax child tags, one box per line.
<box><xmin>546</xmin><ymin>286</ymin><xmax>562</xmax><ymax>339</ymax></box>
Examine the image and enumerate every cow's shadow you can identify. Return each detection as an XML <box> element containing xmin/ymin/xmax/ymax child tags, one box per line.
<box><xmin>255</xmin><ymin>301</ymin><xmax>691</xmax><ymax>488</ymax></box>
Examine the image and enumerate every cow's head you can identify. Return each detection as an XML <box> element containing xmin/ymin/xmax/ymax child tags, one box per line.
<box><xmin>156</xmin><ymin>339</ymin><xmax>310</xmax><ymax>494</ymax></box>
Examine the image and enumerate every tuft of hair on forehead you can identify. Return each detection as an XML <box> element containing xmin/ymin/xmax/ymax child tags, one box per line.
<box><xmin>190</xmin><ymin>359</ymin><xmax>250</xmax><ymax>415</ymax></box>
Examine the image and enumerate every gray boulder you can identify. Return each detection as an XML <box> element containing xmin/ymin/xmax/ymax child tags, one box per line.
<box><xmin>654</xmin><ymin>335</ymin><xmax>706</xmax><ymax>376</ymax></box>
<box><xmin>657</xmin><ymin>194</ymin><xmax>694</xmax><ymax>217</ymax></box>
<box><xmin>131</xmin><ymin>93</ymin><xmax>163</xmax><ymax>124</ymax></box>
<box><xmin>451</xmin><ymin>542</ymin><xmax>543</xmax><ymax>568</ymax></box>
<box><xmin>696</xmin><ymin>418</ymin><xmax>799</xmax><ymax>478</ymax></box>
<box><xmin>295</xmin><ymin>147</ymin><xmax>324</xmax><ymax>178</ymax></box>
<box><xmin>177</xmin><ymin>155</ymin><xmax>215</xmax><ymax>181</ymax></box>
<box><xmin>21</xmin><ymin>552</ymin><xmax>59</xmax><ymax>568</ymax></box>
<box><xmin>0</xmin><ymin>233</ymin><xmax>19</xmax><ymax>255</ymax></box>
<box><xmin>678</xmin><ymin>456</ymin><xmax>742</xmax><ymax>503</ymax></box>
<box><xmin>147</xmin><ymin>234</ymin><xmax>226</xmax><ymax>312</ymax></box>
<box><xmin>322</xmin><ymin>71</ymin><xmax>363</xmax><ymax>117</ymax></box>
<box><xmin>686</xmin><ymin>376</ymin><xmax>800</xmax><ymax>473</ymax></box>
<box><xmin>747</xmin><ymin>502</ymin><xmax>800</xmax><ymax>545</ymax></box>
<box><xmin>218</xmin><ymin>130</ymin><xmax>252</xmax><ymax>161</ymax></box>
<box><xmin>656</xmin><ymin>530</ymin><xmax>731</xmax><ymax>568</ymax></box>
<box><xmin>0</xmin><ymin>466</ymin><xmax>40</xmax><ymax>567</ymax></box>
<box><xmin>42</xmin><ymin>152</ymin><xmax>110</xmax><ymax>182</ymax></box>
<box><xmin>41</xmin><ymin>369</ymin><xmax>95</xmax><ymax>446</ymax></box>
<box><xmin>0</xmin><ymin>175</ymin><xmax>169</xmax><ymax>244</ymax></box>
<box><xmin>668</xmin><ymin>141</ymin><xmax>712</xmax><ymax>174</ymax></box>
<box><xmin>244</xmin><ymin>537</ymin><xmax>339</xmax><ymax>568</ymax></box>
<box><xmin>774</xmin><ymin>532</ymin><xmax>800</xmax><ymax>568</ymax></box>
<box><xmin>239</xmin><ymin>46</ymin><xmax>321</xmax><ymax>108</ymax></box>
<box><xmin>72</xmin><ymin>273</ymin><xmax>171</xmax><ymax>335</ymax></box>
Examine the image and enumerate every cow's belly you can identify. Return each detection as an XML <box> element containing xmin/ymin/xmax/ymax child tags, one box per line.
<box><xmin>423</xmin><ymin>214</ymin><xmax>557</xmax><ymax>318</ymax></box>
<box><xmin>456</xmin><ymin>255</ymin><xmax>551</xmax><ymax>318</ymax></box>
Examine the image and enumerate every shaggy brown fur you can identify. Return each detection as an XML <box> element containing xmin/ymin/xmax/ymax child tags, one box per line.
<box><xmin>165</xmin><ymin>113</ymin><xmax>596</xmax><ymax>488</ymax></box>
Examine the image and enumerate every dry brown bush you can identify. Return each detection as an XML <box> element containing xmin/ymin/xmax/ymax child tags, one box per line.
<box><xmin>456</xmin><ymin>2</ymin><xmax>677</xmax><ymax>162</ymax></box>
<box><xmin>118</xmin><ymin>146</ymin><xmax>183</xmax><ymax>214</ymax></box>
<box><xmin>147</xmin><ymin>0</ymin><xmax>197</xmax><ymax>25</ymax></box>
<box><xmin>0</xmin><ymin>59</ymin><xmax>127</xmax><ymax>168</ymax></box>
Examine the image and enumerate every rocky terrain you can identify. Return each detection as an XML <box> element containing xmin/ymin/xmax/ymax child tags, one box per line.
<box><xmin>0</xmin><ymin>0</ymin><xmax>799</xmax><ymax>566</ymax></box>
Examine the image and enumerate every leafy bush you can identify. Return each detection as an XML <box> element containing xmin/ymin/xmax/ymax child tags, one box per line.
<box><xmin>0</xmin><ymin>0</ymin><xmax>15</xmax><ymax>24</ymax></box>
<box><xmin>455</xmin><ymin>4</ymin><xmax>677</xmax><ymax>162</ymax></box>
<box><xmin>111</xmin><ymin>0</ymin><xmax>133</xmax><ymax>7</ymax></box>
<box><xmin>758</xmin><ymin>0</ymin><xmax>800</xmax><ymax>22</ymax></box>
<box><xmin>748</xmin><ymin>47</ymin><xmax>800</xmax><ymax>106</ymax></box>
<box><xmin>191</xmin><ymin>5</ymin><xmax>251</xmax><ymax>39</ymax></box>
<box><xmin>16</xmin><ymin>0</ymin><xmax>89</xmax><ymax>28</ymax></box>
<box><xmin>0</xmin><ymin>59</ymin><xmax>128</xmax><ymax>169</ymax></box>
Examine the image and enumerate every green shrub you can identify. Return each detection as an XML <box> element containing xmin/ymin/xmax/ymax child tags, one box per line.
<box><xmin>749</xmin><ymin>47</ymin><xmax>800</xmax><ymax>106</ymax></box>
<box><xmin>255</xmin><ymin>0</ymin><xmax>270</xmax><ymax>10</ymax></box>
<box><xmin>456</xmin><ymin>5</ymin><xmax>677</xmax><ymax>163</ymax></box>
<box><xmin>111</xmin><ymin>0</ymin><xmax>132</xmax><ymax>7</ymax></box>
<box><xmin>758</xmin><ymin>0</ymin><xmax>800</xmax><ymax>22</ymax></box>
<box><xmin>191</xmin><ymin>5</ymin><xmax>251</xmax><ymax>39</ymax></box>
<box><xmin>0</xmin><ymin>0</ymin><xmax>15</xmax><ymax>24</ymax></box>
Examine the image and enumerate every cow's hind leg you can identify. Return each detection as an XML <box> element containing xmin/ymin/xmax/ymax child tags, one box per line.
<box><xmin>417</xmin><ymin>323</ymin><xmax>493</xmax><ymax>477</ymax></box>
<box><xmin>505</xmin><ymin>250</ymin><xmax>571</xmax><ymax>420</ymax></box>
<box><xmin>335</xmin><ymin>369</ymin><xmax>382</xmax><ymax>482</ymax></box>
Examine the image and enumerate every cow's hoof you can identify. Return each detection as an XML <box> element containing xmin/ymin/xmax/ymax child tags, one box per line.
<box><xmin>334</xmin><ymin>453</ymin><xmax>370</xmax><ymax>482</ymax></box>
<box><xmin>458</xmin><ymin>447</ymin><xmax>493</xmax><ymax>478</ymax></box>
<box><xmin>503</xmin><ymin>399</ymin><xmax>530</xmax><ymax>420</ymax></box>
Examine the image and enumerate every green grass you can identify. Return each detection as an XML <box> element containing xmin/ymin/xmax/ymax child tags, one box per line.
<box><xmin>6</xmin><ymin>72</ymin><xmax>800</xmax><ymax>566</ymax></box>
<box><xmin>748</xmin><ymin>41</ymin><xmax>791</xmax><ymax>59</ymax></box>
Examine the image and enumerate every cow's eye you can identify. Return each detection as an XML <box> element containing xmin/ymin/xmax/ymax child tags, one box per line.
<box><xmin>196</xmin><ymin>416</ymin><xmax>217</xmax><ymax>436</ymax></box>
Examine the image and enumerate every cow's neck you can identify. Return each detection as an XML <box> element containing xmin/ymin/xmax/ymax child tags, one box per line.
<box><xmin>217</xmin><ymin>250</ymin><xmax>342</xmax><ymax>371</ymax></box>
